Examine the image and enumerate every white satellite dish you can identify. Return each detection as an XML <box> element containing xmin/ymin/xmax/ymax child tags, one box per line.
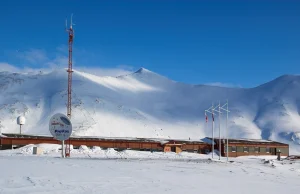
<box><xmin>17</xmin><ymin>116</ymin><xmax>26</xmax><ymax>134</ymax></box>
<box><xmin>49</xmin><ymin>113</ymin><xmax>72</xmax><ymax>141</ymax></box>
<box><xmin>17</xmin><ymin>116</ymin><xmax>26</xmax><ymax>125</ymax></box>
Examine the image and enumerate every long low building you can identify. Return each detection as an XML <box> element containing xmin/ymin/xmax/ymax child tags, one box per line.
<box><xmin>210</xmin><ymin>138</ymin><xmax>289</xmax><ymax>157</ymax></box>
<box><xmin>0</xmin><ymin>133</ymin><xmax>289</xmax><ymax>157</ymax></box>
<box><xmin>0</xmin><ymin>133</ymin><xmax>211</xmax><ymax>154</ymax></box>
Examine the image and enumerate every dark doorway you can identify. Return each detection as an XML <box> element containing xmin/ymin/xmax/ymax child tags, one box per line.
<box><xmin>171</xmin><ymin>146</ymin><xmax>176</xmax><ymax>152</ymax></box>
<box><xmin>271</xmin><ymin>148</ymin><xmax>276</xmax><ymax>155</ymax></box>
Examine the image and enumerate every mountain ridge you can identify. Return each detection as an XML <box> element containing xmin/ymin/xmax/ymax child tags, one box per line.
<box><xmin>0</xmin><ymin>68</ymin><xmax>300</xmax><ymax>153</ymax></box>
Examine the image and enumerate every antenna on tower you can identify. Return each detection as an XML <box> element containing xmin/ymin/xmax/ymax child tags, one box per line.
<box><xmin>70</xmin><ymin>13</ymin><xmax>73</xmax><ymax>29</ymax></box>
<box><xmin>66</xmin><ymin>14</ymin><xmax>75</xmax><ymax>31</ymax></box>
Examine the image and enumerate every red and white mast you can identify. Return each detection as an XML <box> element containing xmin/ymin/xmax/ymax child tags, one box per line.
<box><xmin>65</xmin><ymin>14</ymin><xmax>74</xmax><ymax>158</ymax></box>
<box><xmin>66</xmin><ymin>14</ymin><xmax>74</xmax><ymax>119</ymax></box>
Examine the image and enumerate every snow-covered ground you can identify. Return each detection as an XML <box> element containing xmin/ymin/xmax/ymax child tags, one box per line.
<box><xmin>0</xmin><ymin>144</ymin><xmax>299</xmax><ymax>194</ymax></box>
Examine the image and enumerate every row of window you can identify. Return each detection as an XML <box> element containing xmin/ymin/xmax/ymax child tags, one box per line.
<box><xmin>230</xmin><ymin>146</ymin><xmax>271</xmax><ymax>153</ymax></box>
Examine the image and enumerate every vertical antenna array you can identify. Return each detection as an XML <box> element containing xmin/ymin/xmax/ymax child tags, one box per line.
<box><xmin>205</xmin><ymin>101</ymin><xmax>230</xmax><ymax>161</ymax></box>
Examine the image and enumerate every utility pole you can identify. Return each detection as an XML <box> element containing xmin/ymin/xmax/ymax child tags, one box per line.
<box><xmin>211</xmin><ymin>103</ymin><xmax>222</xmax><ymax>160</ymax></box>
<box><xmin>226</xmin><ymin>100</ymin><xmax>228</xmax><ymax>162</ymax></box>
<box><xmin>205</xmin><ymin>111</ymin><xmax>208</xmax><ymax>147</ymax></box>
<box><xmin>220</xmin><ymin>100</ymin><xmax>230</xmax><ymax>162</ymax></box>
<box><xmin>218</xmin><ymin>101</ymin><xmax>221</xmax><ymax>160</ymax></box>
<box><xmin>212</xmin><ymin>104</ymin><xmax>214</xmax><ymax>158</ymax></box>
<box><xmin>205</xmin><ymin>104</ymin><xmax>215</xmax><ymax>159</ymax></box>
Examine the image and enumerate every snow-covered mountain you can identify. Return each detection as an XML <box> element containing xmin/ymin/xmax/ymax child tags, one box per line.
<box><xmin>1</xmin><ymin>68</ymin><xmax>300</xmax><ymax>152</ymax></box>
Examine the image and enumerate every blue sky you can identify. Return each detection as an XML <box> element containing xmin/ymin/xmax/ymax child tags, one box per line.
<box><xmin>0</xmin><ymin>0</ymin><xmax>300</xmax><ymax>87</ymax></box>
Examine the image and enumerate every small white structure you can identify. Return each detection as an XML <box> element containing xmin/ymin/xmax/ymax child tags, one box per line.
<box><xmin>17</xmin><ymin>116</ymin><xmax>26</xmax><ymax>125</ymax></box>
<box><xmin>17</xmin><ymin>116</ymin><xmax>26</xmax><ymax>134</ymax></box>
<box><xmin>33</xmin><ymin>147</ymin><xmax>43</xmax><ymax>155</ymax></box>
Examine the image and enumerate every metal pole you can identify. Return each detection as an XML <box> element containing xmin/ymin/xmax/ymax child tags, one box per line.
<box><xmin>219</xmin><ymin>101</ymin><xmax>221</xmax><ymax>160</ymax></box>
<box><xmin>69</xmin><ymin>138</ymin><xmax>71</xmax><ymax>157</ymax></box>
<box><xmin>226</xmin><ymin>100</ymin><xmax>229</xmax><ymax>162</ymax></box>
<box><xmin>20</xmin><ymin>125</ymin><xmax>21</xmax><ymax>135</ymax></box>
<box><xmin>212</xmin><ymin>103</ymin><xmax>214</xmax><ymax>159</ymax></box>
<box><xmin>206</xmin><ymin>112</ymin><xmax>208</xmax><ymax>156</ymax></box>
<box><xmin>62</xmin><ymin>140</ymin><xmax>65</xmax><ymax>158</ymax></box>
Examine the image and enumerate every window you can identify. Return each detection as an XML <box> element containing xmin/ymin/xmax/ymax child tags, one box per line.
<box><xmin>259</xmin><ymin>147</ymin><xmax>266</xmax><ymax>153</ymax></box>
<box><xmin>249</xmin><ymin>147</ymin><xmax>255</xmax><ymax>152</ymax></box>
<box><xmin>255</xmin><ymin>147</ymin><xmax>259</xmax><ymax>152</ymax></box>
<box><xmin>231</xmin><ymin>146</ymin><xmax>236</xmax><ymax>152</ymax></box>
<box><xmin>243</xmin><ymin>147</ymin><xmax>249</xmax><ymax>152</ymax></box>
<box><xmin>266</xmin><ymin>147</ymin><xmax>270</xmax><ymax>153</ymax></box>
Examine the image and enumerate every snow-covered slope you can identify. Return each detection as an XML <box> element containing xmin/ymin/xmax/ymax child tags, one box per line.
<box><xmin>1</xmin><ymin>68</ymin><xmax>300</xmax><ymax>152</ymax></box>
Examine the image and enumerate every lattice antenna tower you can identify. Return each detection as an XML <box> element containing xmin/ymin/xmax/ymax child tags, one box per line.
<box><xmin>66</xmin><ymin>14</ymin><xmax>74</xmax><ymax>119</ymax></box>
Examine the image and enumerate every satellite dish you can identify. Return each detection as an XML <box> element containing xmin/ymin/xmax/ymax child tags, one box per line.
<box><xmin>17</xmin><ymin>116</ymin><xmax>26</xmax><ymax>134</ymax></box>
<box><xmin>49</xmin><ymin>113</ymin><xmax>72</xmax><ymax>141</ymax></box>
<box><xmin>17</xmin><ymin>116</ymin><xmax>26</xmax><ymax>125</ymax></box>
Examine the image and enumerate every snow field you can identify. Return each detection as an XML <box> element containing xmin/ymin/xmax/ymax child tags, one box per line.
<box><xmin>0</xmin><ymin>146</ymin><xmax>299</xmax><ymax>194</ymax></box>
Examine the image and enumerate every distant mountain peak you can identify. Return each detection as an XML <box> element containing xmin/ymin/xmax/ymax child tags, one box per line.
<box><xmin>116</xmin><ymin>67</ymin><xmax>157</xmax><ymax>79</ymax></box>
<box><xmin>134</xmin><ymin>67</ymin><xmax>153</xmax><ymax>74</ymax></box>
<box><xmin>131</xmin><ymin>67</ymin><xmax>174</xmax><ymax>83</ymax></box>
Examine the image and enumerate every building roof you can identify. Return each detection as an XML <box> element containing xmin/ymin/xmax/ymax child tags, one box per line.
<box><xmin>0</xmin><ymin>133</ymin><xmax>208</xmax><ymax>145</ymax></box>
<box><xmin>207</xmin><ymin>137</ymin><xmax>288</xmax><ymax>146</ymax></box>
<box><xmin>2</xmin><ymin>133</ymin><xmax>287</xmax><ymax>146</ymax></box>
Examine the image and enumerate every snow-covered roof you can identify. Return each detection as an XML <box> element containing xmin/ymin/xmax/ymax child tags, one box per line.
<box><xmin>230</xmin><ymin>138</ymin><xmax>273</xmax><ymax>143</ymax></box>
<box><xmin>1</xmin><ymin>133</ymin><xmax>287</xmax><ymax>145</ymax></box>
<box><xmin>200</xmin><ymin>137</ymin><xmax>215</xmax><ymax>145</ymax></box>
<box><xmin>207</xmin><ymin>137</ymin><xmax>288</xmax><ymax>145</ymax></box>
<box><xmin>0</xmin><ymin>133</ymin><xmax>208</xmax><ymax>145</ymax></box>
